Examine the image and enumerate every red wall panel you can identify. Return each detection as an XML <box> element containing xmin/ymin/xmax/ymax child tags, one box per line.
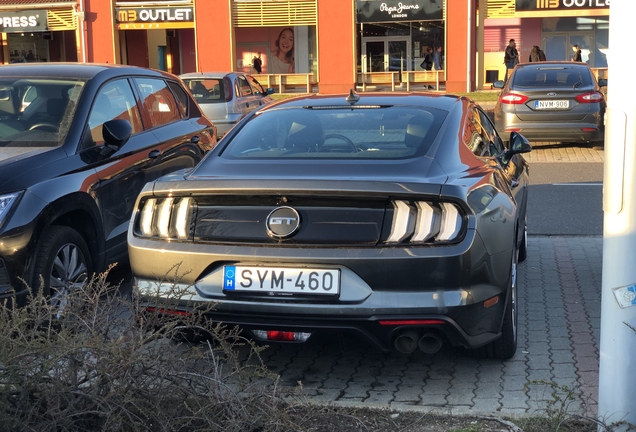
<box><xmin>195</xmin><ymin>0</ymin><xmax>232</xmax><ymax>71</ymax></box>
<box><xmin>84</xmin><ymin>0</ymin><xmax>115</xmax><ymax>63</ymax></box>
<box><xmin>317</xmin><ymin>0</ymin><xmax>355</xmax><ymax>94</ymax></box>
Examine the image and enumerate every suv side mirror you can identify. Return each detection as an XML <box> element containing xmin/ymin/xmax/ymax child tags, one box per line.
<box><xmin>100</xmin><ymin>119</ymin><xmax>132</xmax><ymax>156</ymax></box>
<box><xmin>492</xmin><ymin>80</ymin><xmax>505</xmax><ymax>89</ymax></box>
<box><xmin>265</xmin><ymin>88</ymin><xmax>275</xmax><ymax>95</ymax></box>
<box><xmin>598</xmin><ymin>78</ymin><xmax>607</xmax><ymax>87</ymax></box>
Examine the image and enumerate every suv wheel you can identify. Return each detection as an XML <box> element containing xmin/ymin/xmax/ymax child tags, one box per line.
<box><xmin>30</xmin><ymin>226</ymin><xmax>92</xmax><ymax>314</ymax></box>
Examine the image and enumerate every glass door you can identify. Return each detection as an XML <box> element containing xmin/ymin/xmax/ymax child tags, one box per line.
<box><xmin>388</xmin><ymin>40</ymin><xmax>408</xmax><ymax>80</ymax></box>
<box><xmin>366</xmin><ymin>41</ymin><xmax>385</xmax><ymax>72</ymax></box>
<box><xmin>544</xmin><ymin>33</ymin><xmax>594</xmax><ymax>65</ymax></box>
<box><xmin>544</xmin><ymin>35</ymin><xmax>567</xmax><ymax>61</ymax></box>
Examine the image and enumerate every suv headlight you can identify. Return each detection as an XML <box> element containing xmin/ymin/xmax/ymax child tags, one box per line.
<box><xmin>0</xmin><ymin>192</ymin><xmax>22</xmax><ymax>225</ymax></box>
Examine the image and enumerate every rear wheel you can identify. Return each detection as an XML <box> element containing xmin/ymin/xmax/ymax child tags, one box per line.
<box><xmin>471</xmin><ymin>253</ymin><xmax>518</xmax><ymax>360</ymax></box>
<box><xmin>29</xmin><ymin>226</ymin><xmax>92</xmax><ymax>315</ymax></box>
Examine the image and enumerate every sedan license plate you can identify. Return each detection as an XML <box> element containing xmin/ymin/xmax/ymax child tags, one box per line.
<box><xmin>223</xmin><ymin>266</ymin><xmax>340</xmax><ymax>295</ymax></box>
<box><xmin>535</xmin><ymin>100</ymin><xmax>569</xmax><ymax>110</ymax></box>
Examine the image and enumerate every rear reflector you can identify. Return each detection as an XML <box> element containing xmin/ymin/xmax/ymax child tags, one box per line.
<box><xmin>506</xmin><ymin>128</ymin><xmax>522</xmax><ymax>132</ymax></box>
<box><xmin>582</xmin><ymin>127</ymin><xmax>598</xmax><ymax>132</ymax></box>
<box><xmin>252</xmin><ymin>330</ymin><xmax>311</xmax><ymax>342</ymax></box>
<box><xmin>145</xmin><ymin>307</ymin><xmax>191</xmax><ymax>317</ymax></box>
<box><xmin>483</xmin><ymin>296</ymin><xmax>499</xmax><ymax>308</ymax></box>
<box><xmin>379</xmin><ymin>319</ymin><xmax>445</xmax><ymax>326</ymax></box>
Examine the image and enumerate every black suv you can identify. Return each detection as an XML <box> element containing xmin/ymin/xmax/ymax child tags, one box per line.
<box><xmin>0</xmin><ymin>63</ymin><xmax>216</xmax><ymax>308</ymax></box>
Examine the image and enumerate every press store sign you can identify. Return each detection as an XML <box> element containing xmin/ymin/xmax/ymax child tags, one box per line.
<box><xmin>115</xmin><ymin>6</ymin><xmax>194</xmax><ymax>29</ymax></box>
<box><xmin>0</xmin><ymin>11</ymin><xmax>47</xmax><ymax>33</ymax></box>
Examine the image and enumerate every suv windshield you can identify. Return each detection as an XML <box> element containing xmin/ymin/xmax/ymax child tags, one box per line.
<box><xmin>0</xmin><ymin>77</ymin><xmax>85</xmax><ymax>148</ymax></box>
<box><xmin>221</xmin><ymin>106</ymin><xmax>447</xmax><ymax>159</ymax></box>
<box><xmin>512</xmin><ymin>66</ymin><xmax>593</xmax><ymax>89</ymax></box>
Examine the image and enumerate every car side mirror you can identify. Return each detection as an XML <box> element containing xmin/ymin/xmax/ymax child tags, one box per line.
<box><xmin>100</xmin><ymin>119</ymin><xmax>132</xmax><ymax>155</ymax></box>
<box><xmin>492</xmin><ymin>80</ymin><xmax>505</xmax><ymax>89</ymax></box>
<box><xmin>501</xmin><ymin>132</ymin><xmax>531</xmax><ymax>164</ymax></box>
<box><xmin>265</xmin><ymin>88</ymin><xmax>275</xmax><ymax>95</ymax></box>
<box><xmin>598</xmin><ymin>78</ymin><xmax>607</xmax><ymax>87</ymax></box>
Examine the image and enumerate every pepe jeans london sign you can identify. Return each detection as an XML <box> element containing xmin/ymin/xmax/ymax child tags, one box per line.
<box><xmin>356</xmin><ymin>0</ymin><xmax>443</xmax><ymax>23</ymax></box>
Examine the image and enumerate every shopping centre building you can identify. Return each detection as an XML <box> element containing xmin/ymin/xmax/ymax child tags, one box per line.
<box><xmin>0</xmin><ymin>0</ymin><xmax>609</xmax><ymax>93</ymax></box>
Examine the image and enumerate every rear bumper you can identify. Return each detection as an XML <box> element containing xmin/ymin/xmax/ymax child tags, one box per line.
<box><xmin>139</xmin><ymin>303</ymin><xmax>502</xmax><ymax>352</ymax></box>
<box><xmin>131</xmin><ymin>230</ymin><xmax>514</xmax><ymax>352</ymax></box>
<box><xmin>496</xmin><ymin>113</ymin><xmax>604</xmax><ymax>143</ymax></box>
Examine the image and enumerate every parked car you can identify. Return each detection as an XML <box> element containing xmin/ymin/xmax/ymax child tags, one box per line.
<box><xmin>0</xmin><ymin>63</ymin><xmax>216</xmax><ymax>309</ymax></box>
<box><xmin>128</xmin><ymin>92</ymin><xmax>531</xmax><ymax>359</ymax></box>
<box><xmin>180</xmin><ymin>72</ymin><xmax>274</xmax><ymax>137</ymax></box>
<box><xmin>493</xmin><ymin>61</ymin><xmax>607</xmax><ymax>145</ymax></box>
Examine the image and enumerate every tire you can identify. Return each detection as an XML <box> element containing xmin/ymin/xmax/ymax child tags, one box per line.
<box><xmin>29</xmin><ymin>226</ymin><xmax>92</xmax><ymax>314</ymax></box>
<box><xmin>518</xmin><ymin>215</ymin><xmax>528</xmax><ymax>263</ymax></box>
<box><xmin>470</xmin><ymin>252</ymin><xmax>518</xmax><ymax>360</ymax></box>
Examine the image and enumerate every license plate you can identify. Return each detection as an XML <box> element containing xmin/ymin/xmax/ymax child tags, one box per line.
<box><xmin>223</xmin><ymin>266</ymin><xmax>340</xmax><ymax>295</ymax></box>
<box><xmin>535</xmin><ymin>100</ymin><xmax>569</xmax><ymax>109</ymax></box>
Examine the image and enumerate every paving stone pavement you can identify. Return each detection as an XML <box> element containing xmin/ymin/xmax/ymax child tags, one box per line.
<box><xmin>257</xmin><ymin>236</ymin><xmax>603</xmax><ymax>419</ymax></box>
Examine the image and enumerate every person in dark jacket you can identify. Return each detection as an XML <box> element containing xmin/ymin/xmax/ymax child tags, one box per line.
<box><xmin>504</xmin><ymin>39</ymin><xmax>519</xmax><ymax>81</ymax></box>
<box><xmin>572</xmin><ymin>44</ymin><xmax>582</xmax><ymax>62</ymax></box>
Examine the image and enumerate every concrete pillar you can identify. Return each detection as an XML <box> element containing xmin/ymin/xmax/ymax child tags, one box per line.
<box><xmin>317</xmin><ymin>0</ymin><xmax>356</xmax><ymax>94</ymax></box>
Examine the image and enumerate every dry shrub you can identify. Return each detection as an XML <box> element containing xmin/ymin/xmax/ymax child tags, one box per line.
<box><xmin>0</xmin><ymin>267</ymin><xmax>298</xmax><ymax>431</ymax></box>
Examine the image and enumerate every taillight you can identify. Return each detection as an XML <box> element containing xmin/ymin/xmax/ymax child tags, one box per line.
<box><xmin>223</xmin><ymin>76</ymin><xmax>233</xmax><ymax>102</ymax></box>
<box><xmin>137</xmin><ymin>197</ymin><xmax>195</xmax><ymax>239</ymax></box>
<box><xmin>385</xmin><ymin>200</ymin><xmax>463</xmax><ymax>244</ymax></box>
<box><xmin>575</xmin><ymin>91</ymin><xmax>604</xmax><ymax>103</ymax></box>
<box><xmin>500</xmin><ymin>93</ymin><xmax>529</xmax><ymax>104</ymax></box>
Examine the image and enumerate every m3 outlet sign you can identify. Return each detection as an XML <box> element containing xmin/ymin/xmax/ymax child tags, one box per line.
<box><xmin>115</xmin><ymin>6</ymin><xmax>195</xmax><ymax>29</ymax></box>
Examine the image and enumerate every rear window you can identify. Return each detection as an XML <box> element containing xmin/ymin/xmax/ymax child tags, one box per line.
<box><xmin>512</xmin><ymin>67</ymin><xmax>593</xmax><ymax>89</ymax></box>
<box><xmin>183</xmin><ymin>78</ymin><xmax>225</xmax><ymax>104</ymax></box>
<box><xmin>221</xmin><ymin>106</ymin><xmax>447</xmax><ymax>159</ymax></box>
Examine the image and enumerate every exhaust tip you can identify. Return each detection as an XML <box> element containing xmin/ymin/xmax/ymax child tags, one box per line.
<box><xmin>418</xmin><ymin>332</ymin><xmax>443</xmax><ymax>354</ymax></box>
<box><xmin>394</xmin><ymin>329</ymin><xmax>420</xmax><ymax>354</ymax></box>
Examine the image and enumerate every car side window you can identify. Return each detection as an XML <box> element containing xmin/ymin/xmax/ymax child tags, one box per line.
<box><xmin>247</xmin><ymin>75</ymin><xmax>265</xmax><ymax>95</ymax></box>
<box><xmin>86</xmin><ymin>79</ymin><xmax>143</xmax><ymax>147</ymax></box>
<box><xmin>465</xmin><ymin>109</ymin><xmax>489</xmax><ymax>157</ymax></box>
<box><xmin>134</xmin><ymin>78</ymin><xmax>181</xmax><ymax>129</ymax></box>
<box><xmin>167</xmin><ymin>80</ymin><xmax>188</xmax><ymax>118</ymax></box>
<box><xmin>237</xmin><ymin>76</ymin><xmax>253</xmax><ymax>96</ymax></box>
<box><xmin>477</xmin><ymin>109</ymin><xmax>504</xmax><ymax>155</ymax></box>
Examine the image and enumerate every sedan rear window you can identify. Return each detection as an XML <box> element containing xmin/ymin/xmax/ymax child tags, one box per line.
<box><xmin>183</xmin><ymin>78</ymin><xmax>226</xmax><ymax>104</ymax></box>
<box><xmin>512</xmin><ymin>67</ymin><xmax>593</xmax><ymax>89</ymax></box>
<box><xmin>221</xmin><ymin>106</ymin><xmax>447</xmax><ymax>159</ymax></box>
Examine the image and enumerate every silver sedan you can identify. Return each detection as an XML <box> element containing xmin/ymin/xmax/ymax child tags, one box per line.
<box><xmin>493</xmin><ymin>62</ymin><xmax>606</xmax><ymax>145</ymax></box>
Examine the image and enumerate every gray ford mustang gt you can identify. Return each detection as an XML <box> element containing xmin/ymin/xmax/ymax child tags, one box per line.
<box><xmin>128</xmin><ymin>91</ymin><xmax>531</xmax><ymax>359</ymax></box>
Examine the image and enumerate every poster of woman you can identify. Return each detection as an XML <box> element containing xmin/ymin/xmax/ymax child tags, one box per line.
<box><xmin>269</xmin><ymin>27</ymin><xmax>295</xmax><ymax>73</ymax></box>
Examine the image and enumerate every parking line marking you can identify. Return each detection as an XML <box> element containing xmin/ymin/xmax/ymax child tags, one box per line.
<box><xmin>552</xmin><ymin>183</ymin><xmax>603</xmax><ymax>186</ymax></box>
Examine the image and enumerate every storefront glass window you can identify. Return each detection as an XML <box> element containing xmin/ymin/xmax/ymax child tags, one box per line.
<box><xmin>235</xmin><ymin>26</ymin><xmax>317</xmax><ymax>76</ymax></box>
<box><xmin>357</xmin><ymin>22</ymin><xmax>444</xmax><ymax>74</ymax></box>
<box><xmin>7</xmin><ymin>33</ymin><xmax>49</xmax><ymax>63</ymax></box>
